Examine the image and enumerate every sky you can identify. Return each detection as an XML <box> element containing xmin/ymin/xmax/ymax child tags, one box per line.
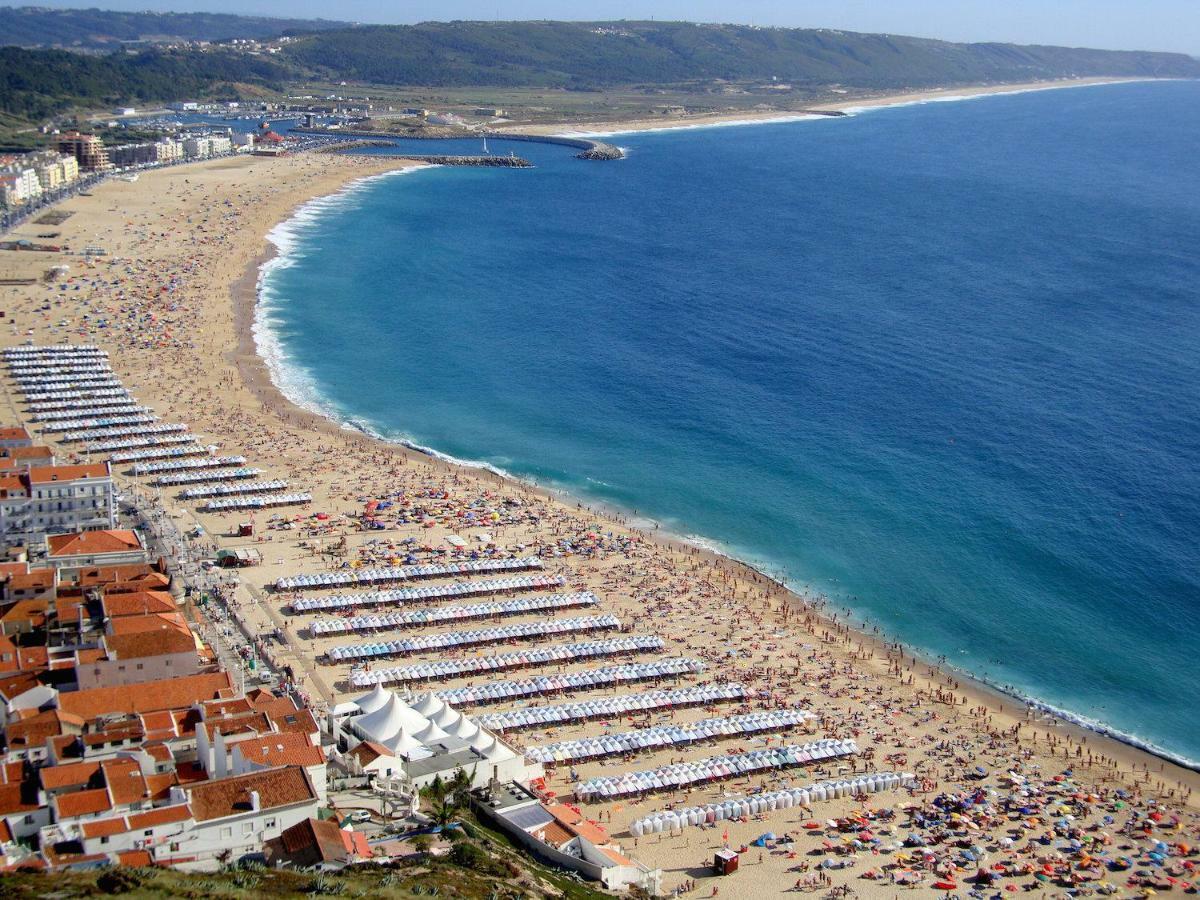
<box><xmin>13</xmin><ymin>0</ymin><xmax>1200</xmax><ymax>55</ymax></box>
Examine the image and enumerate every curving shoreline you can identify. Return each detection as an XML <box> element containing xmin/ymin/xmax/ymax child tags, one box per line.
<box><xmin>241</xmin><ymin>152</ymin><xmax>1200</xmax><ymax>782</ymax></box>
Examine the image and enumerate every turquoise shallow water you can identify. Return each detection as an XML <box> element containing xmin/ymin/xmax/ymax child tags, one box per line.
<box><xmin>259</xmin><ymin>81</ymin><xmax>1200</xmax><ymax>766</ymax></box>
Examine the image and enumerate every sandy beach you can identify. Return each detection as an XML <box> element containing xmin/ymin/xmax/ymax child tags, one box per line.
<box><xmin>1</xmin><ymin>83</ymin><xmax>1198</xmax><ymax>896</ymax></box>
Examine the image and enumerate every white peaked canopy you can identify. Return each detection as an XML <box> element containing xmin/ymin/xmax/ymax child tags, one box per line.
<box><xmin>382</xmin><ymin>726</ymin><xmax>424</xmax><ymax>756</ymax></box>
<box><xmin>484</xmin><ymin>740</ymin><xmax>510</xmax><ymax>762</ymax></box>
<box><xmin>354</xmin><ymin>694</ymin><xmax>409</xmax><ymax>743</ymax></box>
<box><xmin>471</xmin><ymin>733</ymin><xmax>497</xmax><ymax>755</ymax></box>
<box><xmin>432</xmin><ymin>704</ymin><xmax>463</xmax><ymax>730</ymax></box>
<box><xmin>452</xmin><ymin>717</ymin><xmax>481</xmax><ymax>742</ymax></box>
<box><xmin>413</xmin><ymin>693</ymin><xmax>447</xmax><ymax>719</ymax></box>
<box><xmin>414</xmin><ymin>720</ymin><xmax>451</xmax><ymax>744</ymax></box>
<box><xmin>356</xmin><ymin>683</ymin><xmax>391</xmax><ymax>715</ymax></box>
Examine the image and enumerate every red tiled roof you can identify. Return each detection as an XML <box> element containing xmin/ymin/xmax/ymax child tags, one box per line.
<box><xmin>232</xmin><ymin>733</ymin><xmax>324</xmax><ymax>769</ymax></box>
<box><xmin>56</xmin><ymin>670</ymin><xmax>235</xmax><ymax>720</ymax></box>
<box><xmin>115</xmin><ymin>850</ymin><xmax>152</xmax><ymax>867</ymax></box>
<box><xmin>80</xmin><ymin>816</ymin><xmax>128</xmax><ymax>838</ymax></box>
<box><xmin>26</xmin><ymin>463</ymin><xmax>109</xmax><ymax>484</ymax></box>
<box><xmin>54</xmin><ymin>787</ymin><xmax>112</xmax><ymax>819</ymax></box>
<box><xmin>104</xmin><ymin>628</ymin><xmax>195</xmax><ymax>660</ymax></box>
<box><xmin>101</xmin><ymin>591</ymin><xmax>176</xmax><ymax>618</ymax></box>
<box><xmin>186</xmin><ymin>767</ymin><xmax>316</xmax><ymax>823</ymax></box>
<box><xmin>128</xmin><ymin>804</ymin><xmax>191</xmax><ymax>829</ymax></box>
<box><xmin>47</xmin><ymin>530</ymin><xmax>141</xmax><ymax>559</ymax></box>
<box><xmin>0</xmin><ymin>427</ymin><xmax>30</xmax><ymax>442</ymax></box>
<box><xmin>279</xmin><ymin>817</ymin><xmax>346</xmax><ymax>861</ymax></box>
<box><xmin>348</xmin><ymin>740</ymin><xmax>391</xmax><ymax>765</ymax></box>
<box><xmin>0</xmin><ymin>782</ymin><xmax>39</xmax><ymax>816</ymax></box>
<box><xmin>39</xmin><ymin>760</ymin><xmax>102</xmax><ymax>791</ymax></box>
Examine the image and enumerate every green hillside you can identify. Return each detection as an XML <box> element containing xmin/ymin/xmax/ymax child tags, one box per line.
<box><xmin>283</xmin><ymin>20</ymin><xmax>1200</xmax><ymax>88</ymax></box>
<box><xmin>0</xmin><ymin>6</ymin><xmax>351</xmax><ymax>49</ymax></box>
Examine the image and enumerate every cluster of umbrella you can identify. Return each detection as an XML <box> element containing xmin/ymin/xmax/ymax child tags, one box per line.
<box><xmin>276</xmin><ymin>556</ymin><xmax>544</xmax><ymax>591</ymax></box>
<box><xmin>348</xmin><ymin>635</ymin><xmax>664</xmax><ymax>686</ymax></box>
<box><xmin>627</xmin><ymin>772</ymin><xmax>917</xmax><ymax>836</ymax></box>
<box><xmin>134</xmin><ymin>455</ymin><xmax>247</xmax><ymax>475</ymax></box>
<box><xmin>183</xmin><ymin>479</ymin><xmax>288</xmax><ymax>498</ymax></box>
<box><xmin>69</xmin><ymin>422</ymin><xmax>187</xmax><ymax>442</ymax></box>
<box><xmin>289</xmin><ymin>574</ymin><xmax>564</xmax><ymax>613</ymax></box>
<box><xmin>203</xmin><ymin>492</ymin><xmax>313</xmax><ymax>511</ymax></box>
<box><xmin>574</xmin><ymin>739</ymin><xmax>859</xmax><ymax>802</ymax></box>
<box><xmin>23</xmin><ymin>387</ymin><xmax>128</xmax><ymax>403</ymax></box>
<box><xmin>436</xmin><ymin>659</ymin><xmax>706</xmax><ymax>708</ymax></box>
<box><xmin>525</xmin><ymin>709</ymin><xmax>813</xmax><ymax>765</ymax></box>
<box><xmin>87</xmin><ymin>433</ymin><xmax>194</xmax><ymax>452</ymax></box>
<box><xmin>476</xmin><ymin>682</ymin><xmax>746</xmax><ymax>732</ymax></box>
<box><xmin>156</xmin><ymin>467</ymin><xmax>261</xmax><ymax>486</ymax></box>
<box><xmin>310</xmin><ymin>591</ymin><xmax>598</xmax><ymax>635</ymax></box>
<box><xmin>325</xmin><ymin>613</ymin><xmax>621</xmax><ymax>661</ymax></box>
<box><xmin>112</xmin><ymin>444</ymin><xmax>206</xmax><ymax>463</ymax></box>
<box><xmin>32</xmin><ymin>404</ymin><xmax>147</xmax><ymax>422</ymax></box>
<box><xmin>43</xmin><ymin>413</ymin><xmax>155</xmax><ymax>432</ymax></box>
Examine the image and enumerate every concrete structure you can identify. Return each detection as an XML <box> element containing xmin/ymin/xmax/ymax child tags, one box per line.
<box><xmin>44</xmin><ymin>529</ymin><xmax>145</xmax><ymax>574</ymax></box>
<box><xmin>0</xmin><ymin>463</ymin><xmax>115</xmax><ymax>547</ymax></box>
<box><xmin>55</xmin><ymin>133</ymin><xmax>110</xmax><ymax>172</ymax></box>
<box><xmin>331</xmin><ymin>686</ymin><xmax>539</xmax><ymax>793</ymax></box>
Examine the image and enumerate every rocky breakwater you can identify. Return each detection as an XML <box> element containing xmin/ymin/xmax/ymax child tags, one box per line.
<box><xmin>485</xmin><ymin>132</ymin><xmax>626</xmax><ymax>161</ymax></box>
<box><xmin>407</xmin><ymin>155</ymin><xmax>533</xmax><ymax>168</ymax></box>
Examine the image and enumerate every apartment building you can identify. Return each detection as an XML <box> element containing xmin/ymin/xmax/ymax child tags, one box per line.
<box><xmin>0</xmin><ymin>463</ymin><xmax>115</xmax><ymax>547</ymax></box>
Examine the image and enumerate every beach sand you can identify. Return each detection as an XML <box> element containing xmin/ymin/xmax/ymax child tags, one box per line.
<box><xmin>1</xmin><ymin>88</ymin><xmax>1198</xmax><ymax>896</ymax></box>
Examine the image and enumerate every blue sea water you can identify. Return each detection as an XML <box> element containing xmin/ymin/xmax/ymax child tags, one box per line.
<box><xmin>259</xmin><ymin>81</ymin><xmax>1200</xmax><ymax>766</ymax></box>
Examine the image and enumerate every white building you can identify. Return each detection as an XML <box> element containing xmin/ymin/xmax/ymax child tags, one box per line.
<box><xmin>0</xmin><ymin>463</ymin><xmax>115</xmax><ymax>546</ymax></box>
<box><xmin>332</xmin><ymin>687</ymin><xmax>539</xmax><ymax>792</ymax></box>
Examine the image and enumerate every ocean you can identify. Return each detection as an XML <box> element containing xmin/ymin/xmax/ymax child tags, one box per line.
<box><xmin>258</xmin><ymin>80</ymin><xmax>1200</xmax><ymax>766</ymax></box>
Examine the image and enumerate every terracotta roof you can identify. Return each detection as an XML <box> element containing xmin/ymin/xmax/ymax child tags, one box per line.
<box><xmin>104</xmin><ymin>628</ymin><xmax>195</xmax><ymax>660</ymax></box>
<box><xmin>26</xmin><ymin>463</ymin><xmax>109</xmax><ymax>484</ymax></box>
<box><xmin>7</xmin><ymin>709</ymin><xmax>78</xmax><ymax>749</ymax></box>
<box><xmin>115</xmin><ymin>850</ymin><xmax>152</xmax><ymax>867</ymax></box>
<box><xmin>0</xmin><ymin>563</ymin><xmax>28</xmax><ymax>577</ymax></box>
<box><xmin>0</xmin><ymin>671</ymin><xmax>43</xmax><ymax>702</ymax></box>
<box><xmin>0</xmin><ymin>599</ymin><xmax>50</xmax><ymax>628</ymax></box>
<box><xmin>342</xmin><ymin>829</ymin><xmax>371</xmax><ymax>859</ymax></box>
<box><xmin>47</xmin><ymin>530</ymin><xmax>141</xmax><ymax>559</ymax></box>
<box><xmin>279</xmin><ymin>817</ymin><xmax>346</xmax><ymax>861</ymax></box>
<box><xmin>0</xmin><ymin>820</ymin><xmax>12</xmax><ymax>843</ymax></box>
<box><xmin>80</xmin><ymin>816</ymin><xmax>128</xmax><ymax>839</ymax></box>
<box><xmin>0</xmin><ymin>427</ymin><xmax>30</xmax><ymax>442</ymax></box>
<box><xmin>8</xmin><ymin>569</ymin><xmax>55</xmax><ymax>591</ymax></box>
<box><xmin>56</xmin><ymin>670</ymin><xmax>235</xmax><ymax>720</ymax></box>
<box><xmin>101</xmin><ymin>591</ymin><xmax>176</xmax><ymax>618</ymax></box>
<box><xmin>232</xmin><ymin>733</ymin><xmax>324</xmax><ymax>769</ymax></box>
<box><xmin>348</xmin><ymin>740</ymin><xmax>391</xmax><ymax>766</ymax></box>
<box><xmin>540</xmin><ymin>821</ymin><xmax>574</xmax><ymax>847</ymax></box>
<box><xmin>128</xmin><ymin>804</ymin><xmax>190</xmax><ymax>829</ymax></box>
<box><xmin>546</xmin><ymin>803</ymin><xmax>611</xmax><ymax>846</ymax></box>
<box><xmin>0</xmin><ymin>762</ymin><xmax>24</xmax><ymax>785</ymax></box>
<box><xmin>101</xmin><ymin>760</ymin><xmax>148</xmax><ymax>805</ymax></box>
<box><xmin>0</xmin><ymin>782</ymin><xmax>39</xmax><ymax>816</ymax></box>
<box><xmin>107</xmin><ymin>611</ymin><xmax>188</xmax><ymax>635</ymax></box>
<box><xmin>0</xmin><ymin>446</ymin><xmax>53</xmax><ymax>464</ymax></box>
<box><xmin>187</xmin><ymin>767</ymin><xmax>316</xmax><ymax>823</ymax></box>
<box><xmin>54</xmin><ymin>786</ymin><xmax>112</xmax><ymax>819</ymax></box>
<box><xmin>39</xmin><ymin>760</ymin><xmax>102</xmax><ymax>791</ymax></box>
<box><xmin>65</xmin><ymin>564</ymin><xmax>167</xmax><ymax>591</ymax></box>
<box><xmin>75</xmin><ymin>648</ymin><xmax>104</xmax><ymax>664</ymax></box>
<box><xmin>0</xmin><ymin>476</ymin><xmax>26</xmax><ymax>497</ymax></box>
<box><xmin>143</xmin><ymin>773</ymin><xmax>178</xmax><ymax>802</ymax></box>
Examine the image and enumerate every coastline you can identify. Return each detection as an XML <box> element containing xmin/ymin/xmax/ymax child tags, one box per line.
<box><xmin>238</xmin><ymin>152</ymin><xmax>1200</xmax><ymax>782</ymax></box>
<box><xmin>1</xmin><ymin>100</ymin><xmax>1197</xmax><ymax>892</ymax></box>
<box><xmin>523</xmin><ymin>76</ymin><xmax>1160</xmax><ymax>138</ymax></box>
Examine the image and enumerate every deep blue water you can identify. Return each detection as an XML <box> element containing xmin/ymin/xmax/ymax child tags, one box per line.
<box><xmin>260</xmin><ymin>81</ymin><xmax>1200</xmax><ymax>765</ymax></box>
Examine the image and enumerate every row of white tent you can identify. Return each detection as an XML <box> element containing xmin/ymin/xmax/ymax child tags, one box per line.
<box><xmin>4</xmin><ymin>345</ymin><xmax>105</xmax><ymax>357</ymax></box>
<box><xmin>28</xmin><ymin>395</ymin><xmax>133</xmax><ymax>413</ymax></box>
<box><xmin>310</xmin><ymin>591</ymin><xmax>598</xmax><ymax>635</ymax></box>
<box><xmin>325</xmin><ymin>613</ymin><xmax>622</xmax><ymax>661</ymax></box>
<box><xmin>32</xmin><ymin>404</ymin><xmax>148</xmax><ymax>422</ymax></box>
<box><xmin>347</xmin><ymin>635</ymin><xmax>665</xmax><ymax>686</ymax></box>
<box><xmin>435</xmin><ymin>659</ymin><xmax>707</xmax><ymax>707</ymax></box>
<box><xmin>183</xmin><ymin>479</ymin><xmax>288</xmax><ymax>498</ymax></box>
<box><xmin>10</xmin><ymin>366</ymin><xmax>113</xmax><ymax>379</ymax></box>
<box><xmin>68</xmin><ymin>422</ymin><xmax>187</xmax><ymax>442</ymax></box>
<box><xmin>276</xmin><ymin>556</ymin><xmax>544</xmax><ymax>591</ymax></box>
<box><xmin>525</xmin><ymin>709</ymin><xmax>813</xmax><ymax>765</ymax></box>
<box><xmin>574</xmin><ymin>739</ymin><xmax>858</xmax><ymax>802</ymax></box>
<box><xmin>87</xmin><ymin>434</ymin><xmax>194</xmax><ymax>452</ymax></box>
<box><xmin>112</xmin><ymin>444</ymin><xmax>207</xmax><ymax>463</ymax></box>
<box><xmin>627</xmin><ymin>772</ymin><xmax>917</xmax><ymax>836</ymax></box>
<box><xmin>203</xmin><ymin>492</ymin><xmax>312</xmax><ymax>511</ymax></box>
<box><xmin>134</xmin><ymin>455</ymin><xmax>247</xmax><ymax>475</ymax></box>
<box><xmin>475</xmin><ymin>682</ymin><xmax>745</xmax><ymax>732</ymax></box>
<box><xmin>44</xmin><ymin>414</ymin><xmax>155</xmax><ymax>432</ymax></box>
<box><xmin>23</xmin><ymin>387</ymin><xmax>129</xmax><ymax>404</ymax></box>
<box><xmin>289</xmin><ymin>575</ymin><xmax>565</xmax><ymax>613</ymax></box>
<box><xmin>14</xmin><ymin>376</ymin><xmax>121</xmax><ymax>390</ymax></box>
<box><xmin>156</xmin><ymin>467</ymin><xmax>261</xmax><ymax>486</ymax></box>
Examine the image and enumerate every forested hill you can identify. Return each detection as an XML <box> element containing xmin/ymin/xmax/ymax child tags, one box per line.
<box><xmin>0</xmin><ymin>7</ymin><xmax>351</xmax><ymax>48</ymax></box>
<box><xmin>284</xmin><ymin>20</ymin><xmax>1200</xmax><ymax>88</ymax></box>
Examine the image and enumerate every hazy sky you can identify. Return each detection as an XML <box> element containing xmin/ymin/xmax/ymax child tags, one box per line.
<box><xmin>16</xmin><ymin>0</ymin><xmax>1200</xmax><ymax>55</ymax></box>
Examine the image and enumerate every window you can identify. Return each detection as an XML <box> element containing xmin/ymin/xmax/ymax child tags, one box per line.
<box><xmin>219</xmin><ymin>826</ymin><xmax>232</xmax><ymax>839</ymax></box>
<box><xmin>144</xmin><ymin>830</ymin><xmax>152</xmax><ymax>837</ymax></box>
<box><xmin>136</xmin><ymin>663</ymin><xmax>144</xmax><ymax>670</ymax></box>
<box><xmin>242</xmin><ymin>822</ymin><xmax>253</xmax><ymax>835</ymax></box>
<box><xmin>265</xmin><ymin>818</ymin><xmax>276</xmax><ymax>829</ymax></box>
<box><xmin>100</xmin><ymin>836</ymin><xmax>109</xmax><ymax>844</ymax></box>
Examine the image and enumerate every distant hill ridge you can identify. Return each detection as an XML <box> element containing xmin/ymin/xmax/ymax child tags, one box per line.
<box><xmin>282</xmin><ymin>20</ymin><xmax>1200</xmax><ymax>88</ymax></box>
<box><xmin>0</xmin><ymin>6</ymin><xmax>352</xmax><ymax>48</ymax></box>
